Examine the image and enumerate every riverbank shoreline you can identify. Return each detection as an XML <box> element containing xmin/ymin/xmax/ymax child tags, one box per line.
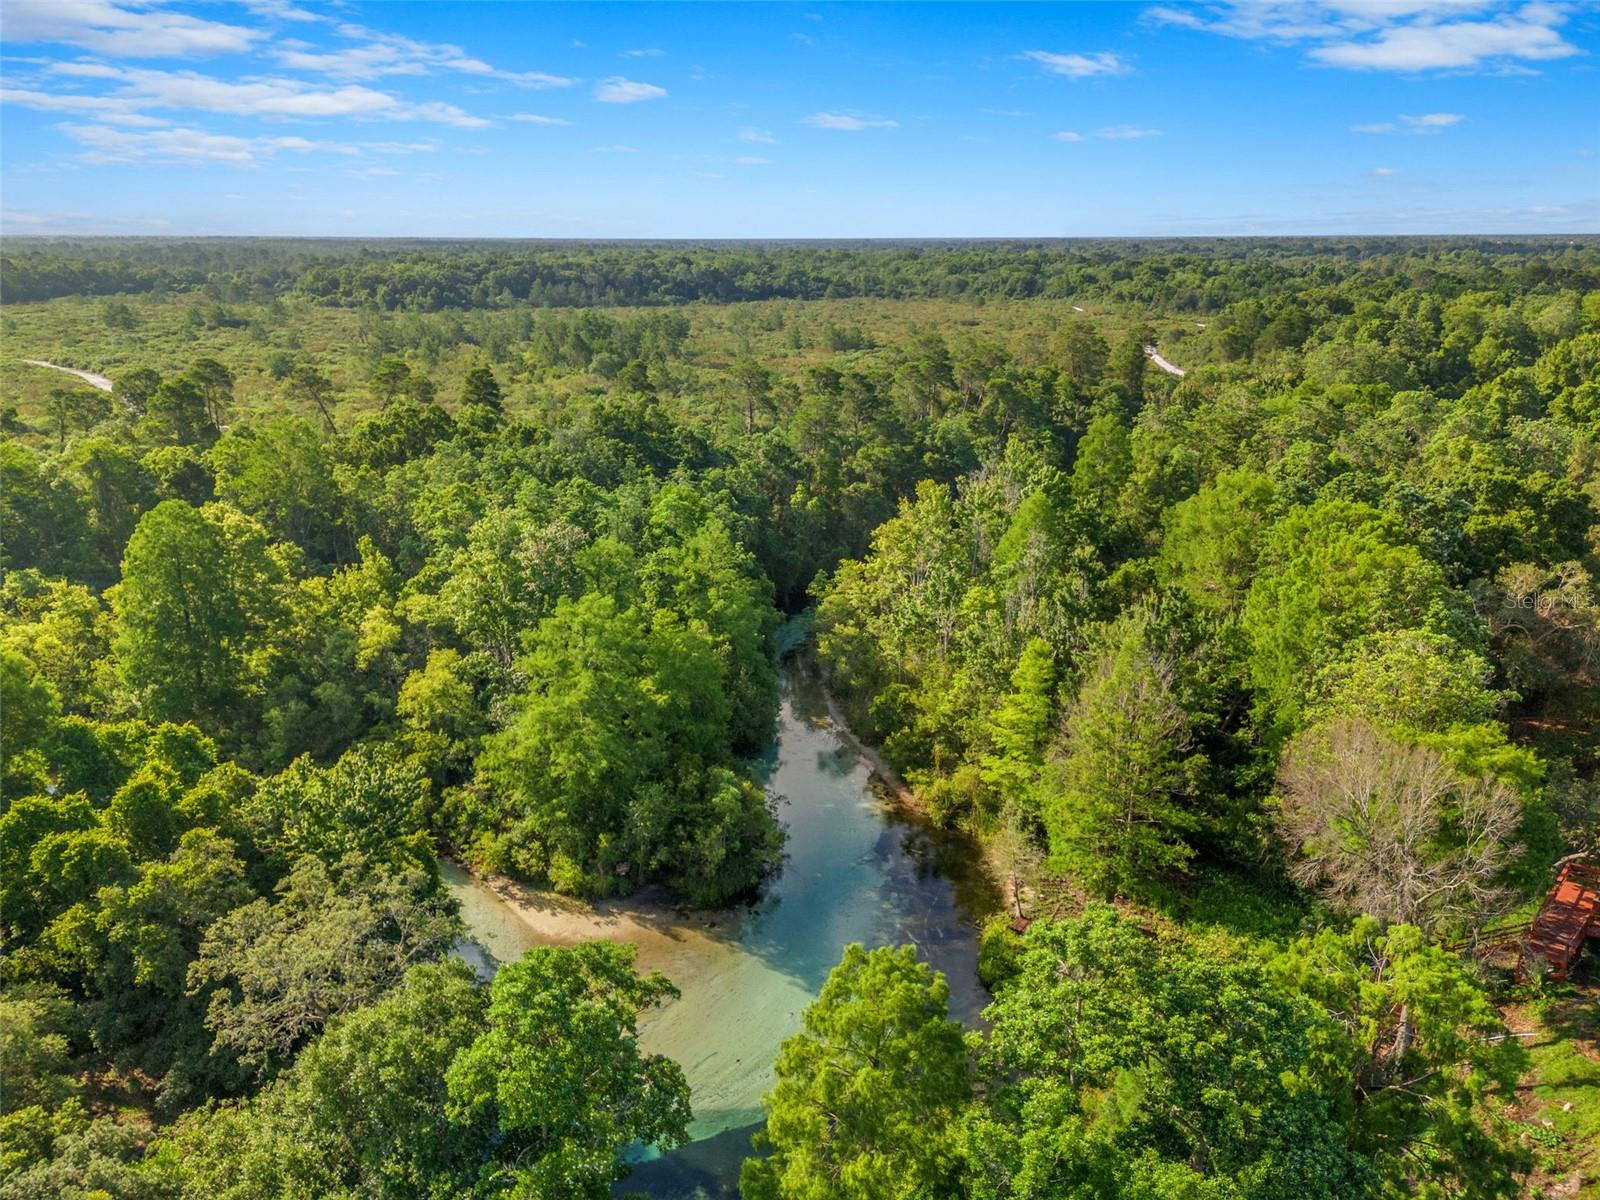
<box><xmin>819</xmin><ymin>684</ymin><xmax>919</xmax><ymax>809</ymax></box>
<box><xmin>817</xmin><ymin>673</ymin><xmax>1026</xmax><ymax>925</ymax></box>
<box><xmin>445</xmin><ymin>859</ymin><xmax>742</xmax><ymax>960</ymax></box>
<box><xmin>444</xmin><ymin>656</ymin><xmax>1003</xmax><ymax>1186</ymax></box>
<box><xmin>452</xmin><ymin>664</ymin><xmax>1002</xmax><ymax>958</ymax></box>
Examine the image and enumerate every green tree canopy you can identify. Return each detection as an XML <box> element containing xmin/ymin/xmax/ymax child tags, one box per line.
<box><xmin>1042</xmin><ymin>610</ymin><xmax>1206</xmax><ymax>899</ymax></box>
<box><xmin>444</xmin><ymin>942</ymin><xmax>691</xmax><ymax>1199</ymax></box>
<box><xmin>1241</xmin><ymin>499</ymin><xmax>1460</xmax><ymax>733</ymax></box>
<box><xmin>968</xmin><ymin>908</ymin><xmax>1369</xmax><ymax>1200</ymax></box>
<box><xmin>742</xmin><ymin>943</ymin><xmax>974</xmax><ymax>1200</ymax></box>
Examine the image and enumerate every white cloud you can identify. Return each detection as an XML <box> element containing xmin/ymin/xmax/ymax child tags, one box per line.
<box><xmin>502</xmin><ymin>71</ymin><xmax>580</xmax><ymax>89</ymax></box>
<box><xmin>1148</xmin><ymin>1</ymin><xmax>1579</xmax><ymax>73</ymax></box>
<box><xmin>1405</xmin><ymin>111</ymin><xmax>1465</xmax><ymax>126</ymax></box>
<box><xmin>57</xmin><ymin>121</ymin><xmax>360</xmax><ymax>165</ymax></box>
<box><xmin>1371</xmin><ymin>165</ymin><xmax>1402</xmax><ymax>175</ymax></box>
<box><xmin>51</xmin><ymin>62</ymin><xmax>125</xmax><ymax>80</ymax></box>
<box><xmin>739</xmin><ymin>126</ymin><xmax>777</xmax><ymax>144</ymax></box>
<box><xmin>1054</xmin><ymin>125</ymin><xmax>1165</xmax><ymax>141</ymax></box>
<box><xmin>621</xmin><ymin>48</ymin><xmax>665</xmax><ymax>57</ymax></box>
<box><xmin>1</xmin><ymin>0</ymin><xmax>261</xmax><ymax>58</ymax></box>
<box><xmin>7</xmin><ymin>64</ymin><xmax>493</xmax><ymax>127</ymax></box>
<box><xmin>1021</xmin><ymin>50</ymin><xmax>1132</xmax><ymax>78</ymax></box>
<box><xmin>1353</xmin><ymin>111</ymin><xmax>1466</xmax><ymax>133</ymax></box>
<box><xmin>1</xmin><ymin>86</ymin><xmax>146</xmax><ymax>121</ymax></box>
<box><xmin>364</xmin><ymin>140</ymin><xmax>440</xmax><ymax>154</ymax></box>
<box><xmin>3</xmin><ymin>207</ymin><xmax>170</xmax><ymax>231</ymax></box>
<box><xmin>270</xmin><ymin>27</ymin><xmax>576</xmax><ymax>88</ymax></box>
<box><xmin>241</xmin><ymin>0</ymin><xmax>324</xmax><ymax>22</ymax></box>
<box><xmin>1147</xmin><ymin>2</ymin><xmax>1496</xmax><ymax>43</ymax></box>
<box><xmin>270</xmin><ymin>42</ymin><xmax>430</xmax><ymax>79</ymax></box>
<box><xmin>735</xmin><ymin>155</ymin><xmax>771</xmax><ymax>165</ymax></box>
<box><xmin>401</xmin><ymin>101</ymin><xmax>491</xmax><ymax>128</ymax></box>
<box><xmin>509</xmin><ymin>113</ymin><xmax>572</xmax><ymax>125</ymax></box>
<box><xmin>803</xmin><ymin>111</ymin><xmax>897</xmax><ymax>130</ymax></box>
<box><xmin>104</xmin><ymin>68</ymin><xmax>400</xmax><ymax>117</ymax></box>
<box><xmin>1312</xmin><ymin>8</ymin><xmax>1577</xmax><ymax>69</ymax></box>
<box><xmin>594</xmin><ymin>76</ymin><xmax>666</xmax><ymax>103</ymax></box>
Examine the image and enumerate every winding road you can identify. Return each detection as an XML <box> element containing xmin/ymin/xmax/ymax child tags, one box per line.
<box><xmin>1144</xmin><ymin>345</ymin><xmax>1186</xmax><ymax>378</ymax></box>
<box><xmin>20</xmin><ymin>359</ymin><xmax>115</xmax><ymax>393</ymax></box>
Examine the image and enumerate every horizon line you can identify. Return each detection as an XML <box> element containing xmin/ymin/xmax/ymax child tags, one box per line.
<box><xmin>4</xmin><ymin>231</ymin><xmax>1598</xmax><ymax>243</ymax></box>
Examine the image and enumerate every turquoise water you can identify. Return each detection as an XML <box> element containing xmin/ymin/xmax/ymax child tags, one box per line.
<box><xmin>444</xmin><ymin>653</ymin><xmax>998</xmax><ymax>1197</ymax></box>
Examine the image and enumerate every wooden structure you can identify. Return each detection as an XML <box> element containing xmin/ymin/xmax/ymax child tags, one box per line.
<box><xmin>1520</xmin><ymin>862</ymin><xmax>1600</xmax><ymax>981</ymax></box>
<box><xmin>1458</xmin><ymin>862</ymin><xmax>1600</xmax><ymax>981</ymax></box>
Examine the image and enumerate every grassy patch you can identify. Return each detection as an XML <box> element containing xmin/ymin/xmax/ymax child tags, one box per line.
<box><xmin>1508</xmin><ymin>989</ymin><xmax>1600</xmax><ymax>1198</ymax></box>
<box><xmin>1172</xmin><ymin>864</ymin><xmax>1312</xmax><ymax>942</ymax></box>
<box><xmin>0</xmin><ymin>292</ymin><xmax>1166</xmax><ymax>448</ymax></box>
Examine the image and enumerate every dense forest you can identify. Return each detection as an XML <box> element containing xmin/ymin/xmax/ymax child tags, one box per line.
<box><xmin>5</xmin><ymin>234</ymin><xmax>1597</xmax><ymax>310</ymax></box>
<box><xmin>1</xmin><ymin>237</ymin><xmax>1597</xmax><ymax>1198</ymax></box>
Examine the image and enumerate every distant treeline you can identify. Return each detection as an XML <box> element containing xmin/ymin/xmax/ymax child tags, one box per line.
<box><xmin>3</xmin><ymin>235</ymin><xmax>1597</xmax><ymax>310</ymax></box>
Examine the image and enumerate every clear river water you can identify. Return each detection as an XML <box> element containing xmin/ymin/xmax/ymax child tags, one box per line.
<box><xmin>442</xmin><ymin>648</ymin><xmax>998</xmax><ymax>1198</ymax></box>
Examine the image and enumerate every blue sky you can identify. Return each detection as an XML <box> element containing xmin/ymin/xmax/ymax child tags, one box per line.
<box><xmin>1</xmin><ymin>1</ymin><xmax>1596</xmax><ymax>236</ymax></box>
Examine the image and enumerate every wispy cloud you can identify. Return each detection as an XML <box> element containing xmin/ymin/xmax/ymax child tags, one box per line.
<box><xmin>1055</xmin><ymin>125</ymin><xmax>1164</xmax><ymax>141</ymax></box>
<box><xmin>739</xmin><ymin>126</ymin><xmax>777</xmax><ymax>144</ymax></box>
<box><xmin>1</xmin><ymin>207</ymin><xmax>171</xmax><ymax>231</ymax></box>
<box><xmin>1353</xmin><ymin>111</ymin><xmax>1466</xmax><ymax>133</ymax></box>
<box><xmin>803</xmin><ymin>111</ymin><xmax>897</xmax><ymax>131</ymax></box>
<box><xmin>4</xmin><ymin>63</ymin><xmax>493</xmax><ymax>127</ymax></box>
<box><xmin>240</xmin><ymin>0</ymin><xmax>325</xmax><ymax>22</ymax></box>
<box><xmin>509</xmin><ymin>113</ymin><xmax>572</xmax><ymax>125</ymax></box>
<box><xmin>1</xmin><ymin>0</ymin><xmax>261</xmax><ymax>58</ymax></box>
<box><xmin>594</xmin><ymin>76</ymin><xmax>666</xmax><ymax>103</ymax></box>
<box><xmin>1370</xmin><ymin>166</ymin><xmax>1402</xmax><ymax>175</ymax></box>
<box><xmin>364</xmin><ymin>140</ymin><xmax>440</xmax><ymax>154</ymax></box>
<box><xmin>274</xmin><ymin>25</ymin><xmax>576</xmax><ymax>88</ymax></box>
<box><xmin>621</xmin><ymin>48</ymin><xmax>666</xmax><ymax>58</ymax></box>
<box><xmin>58</xmin><ymin>121</ymin><xmax>361</xmax><ymax>166</ymax></box>
<box><xmin>0</xmin><ymin>86</ymin><xmax>156</xmax><ymax>124</ymax></box>
<box><xmin>1021</xmin><ymin>50</ymin><xmax>1132</xmax><ymax>78</ymax></box>
<box><xmin>1147</xmin><ymin>2</ymin><xmax>1579</xmax><ymax>73</ymax></box>
<box><xmin>44</xmin><ymin>117</ymin><xmax>446</xmax><ymax>167</ymax></box>
<box><xmin>735</xmin><ymin>155</ymin><xmax>771</xmax><ymax>165</ymax></box>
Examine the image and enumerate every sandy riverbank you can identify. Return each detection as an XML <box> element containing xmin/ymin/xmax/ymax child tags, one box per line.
<box><xmin>447</xmin><ymin>861</ymin><xmax>744</xmax><ymax>967</ymax></box>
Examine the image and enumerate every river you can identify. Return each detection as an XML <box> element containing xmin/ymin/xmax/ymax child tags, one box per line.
<box><xmin>443</xmin><ymin>650</ymin><xmax>999</xmax><ymax>1198</ymax></box>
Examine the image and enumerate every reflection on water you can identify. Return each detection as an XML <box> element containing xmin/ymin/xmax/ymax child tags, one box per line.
<box><xmin>445</xmin><ymin>650</ymin><xmax>998</xmax><ymax>1199</ymax></box>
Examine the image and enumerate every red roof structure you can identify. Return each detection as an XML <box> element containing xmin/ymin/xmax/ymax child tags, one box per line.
<box><xmin>1519</xmin><ymin>861</ymin><xmax>1600</xmax><ymax>982</ymax></box>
